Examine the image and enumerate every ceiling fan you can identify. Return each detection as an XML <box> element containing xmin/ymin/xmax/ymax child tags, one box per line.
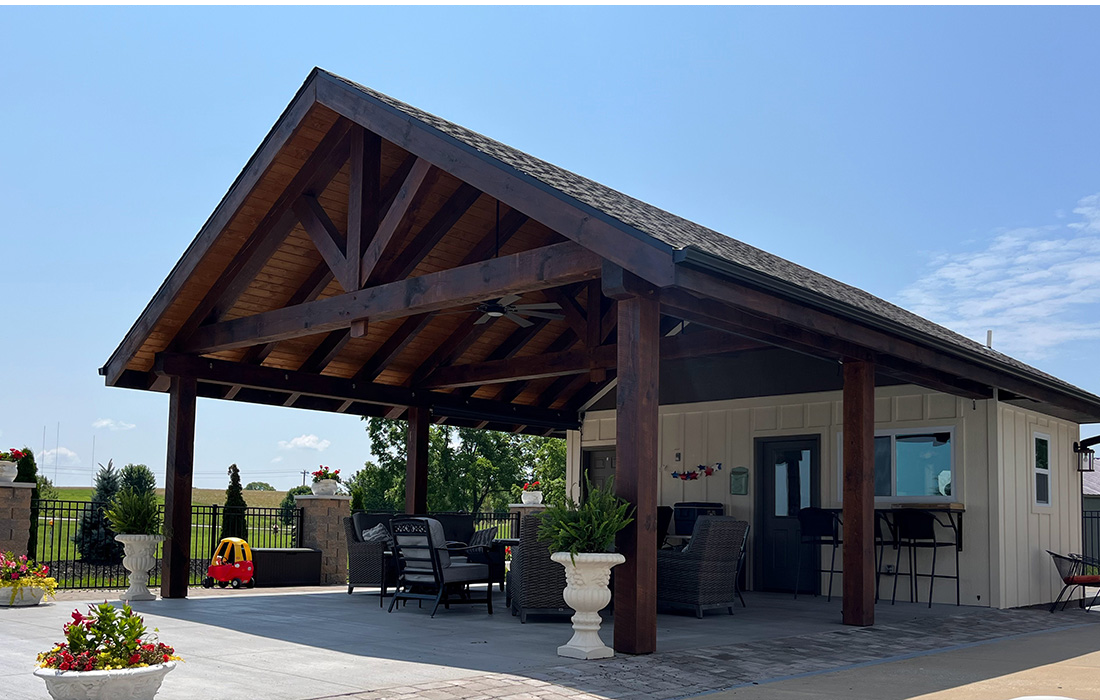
<box><xmin>468</xmin><ymin>293</ymin><xmax>564</xmax><ymax>328</ymax></box>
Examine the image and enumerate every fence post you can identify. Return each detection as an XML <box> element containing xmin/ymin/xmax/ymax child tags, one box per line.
<box><xmin>0</xmin><ymin>483</ymin><xmax>34</xmax><ymax>558</ymax></box>
<box><xmin>209</xmin><ymin>505</ymin><xmax>220</xmax><ymax>556</ymax></box>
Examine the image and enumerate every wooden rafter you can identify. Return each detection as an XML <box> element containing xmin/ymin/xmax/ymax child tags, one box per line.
<box><xmin>352</xmin><ymin>313</ymin><xmax>437</xmax><ymax>382</ymax></box>
<box><xmin>239</xmin><ymin>264</ymin><xmax>334</xmax><ymax>365</ymax></box>
<box><xmin>347</xmin><ymin>126</ymin><xmax>381</xmax><ymax>292</ymax></box>
<box><xmin>451</xmin><ymin>319</ymin><xmax>552</xmax><ymax>399</ymax></box>
<box><xmin>373</xmin><ymin>183</ymin><xmax>482</xmax><ymax>285</ymax></box>
<box><xmin>359</xmin><ymin>158</ymin><xmax>436</xmax><ymax>287</ymax></box>
<box><xmin>292</xmin><ymin>195</ymin><xmax>351</xmax><ymax>290</ymax></box>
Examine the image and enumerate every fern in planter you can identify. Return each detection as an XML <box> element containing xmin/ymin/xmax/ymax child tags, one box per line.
<box><xmin>537</xmin><ymin>478</ymin><xmax>634</xmax><ymax>561</ymax></box>
<box><xmin>105</xmin><ymin>489</ymin><xmax>162</xmax><ymax>536</ymax></box>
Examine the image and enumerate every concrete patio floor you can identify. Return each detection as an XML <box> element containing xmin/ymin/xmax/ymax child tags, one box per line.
<box><xmin>3</xmin><ymin>585</ymin><xmax>1097</xmax><ymax>700</ymax></box>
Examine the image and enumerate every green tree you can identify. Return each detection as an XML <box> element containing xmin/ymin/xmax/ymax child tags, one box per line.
<box><xmin>355</xmin><ymin>417</ymin><xmax>562</xmax><ymax>513</ymax></box>
<box><xmin>279</xmin><ymin>485</ymin><xmax>312</xmax><ymax>525</ymax></box>
<box><xmin>220</xmin><ymin>464</ymin><xmax>249</xmax><ymax>541</ymax></box>
<box><xmin>35</xmin><ymin>474</ymin><xmax>60</xmax><ymax>501</ymax></box>
<box><xmin>14</xmin><ymin>447</ymin><xmax>40</xmax><ymax>558</ymax></box>
<box><xmin>119</xmin><ymin>463</ymin><xmax>156</xmax><ymax>496</ymax></box>
<box><xmin>514</xmin><ymin>436</ymin><xmax>567</xmax><ymax>506</ymax></box>
<box><xmin>244</xmin><ymin>481</ymin><xmax>275</xmax><ymax>491</ymax></box>
<box><xmin>76</xmin><ymin>460</ymin><xmax>124</xmax><ymax>564</ymax></box>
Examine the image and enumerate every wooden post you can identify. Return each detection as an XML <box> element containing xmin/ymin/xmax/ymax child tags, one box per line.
<box><xmin>610</xmin><ymin>280</ymin><xmax>660</xmax><ymax>655</ymax></box>
<box><xmin>161</xmin><ymin>375</ymin><xmax>196</xmax><ymax>599</ymax></box>
<box><xmin>842</xmin><ymin>359</ymin><xmax>875</xmax><ymax>626</ymax></box>
<box><xmin>406</xmin><ymin>406</ymin><xmax>429</xmax><ymax>514</ymax></box>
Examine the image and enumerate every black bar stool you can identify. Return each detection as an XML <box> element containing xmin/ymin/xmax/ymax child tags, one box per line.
<box><xmin>794</xmin><ymin>507</ymin><xmax>843</xmax><ymax>602</ymax></box>
<box><xmin>889</xmin><ymin>510</ymin><xmax>960</xmax><ymax>607</ymax></box>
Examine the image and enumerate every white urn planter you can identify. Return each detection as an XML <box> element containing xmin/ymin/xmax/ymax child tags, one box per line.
<box><xmin>520</xmin><ymin>490</ymin><xmax>543</xmax><ymax>505</ymax></box>
<box><xmin>35</xmin><ymin>661</ymin><xmax>176</xmax><ymax>700</ymax></box>
<box><xmin>115</xmin><ymin>534</ymin><xmax>165</xmax><ymax>602</ymax></box>
<box><xmin>311</xmin><ymin>479</ymin><xmax>339</xmax><ymax>495</ymax></box>
<box><xmin>0</xmin><ymin>460</ymin><xmax>18</xmax><ymax>483</ymax></box>
<box><xmin>550</xmin><ymin>551</ymin><xmax>625</xmax><ymax>660</ymax></box>
<box><xmin>2</xmin><ymin>586</ymin><xmax>45</xmax><ymax>607</ymax></box>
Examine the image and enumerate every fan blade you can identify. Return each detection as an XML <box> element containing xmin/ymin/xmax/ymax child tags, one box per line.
<box><xmin>519</xmin><ymin>311</ymin><xmax>565</xmax><ymax>321</ymax></box>
<box><xmin>511</xmin><ymin>303</ymin><xmax>562</xmax><ymax>311</ymax></box>
<box><xmin>497</xmin><ymin>293</ymin><xmax>523</xmax><ymax>306</ymax></box>
<box><xmin>474</xmin><ymin>315</ymin><xmax>492</xmax><ymax>325</ymax></box>
<box><xmin>505</xmin><ymin>312</ymin><xmax>534</xmax><ymax>328</ymax></box>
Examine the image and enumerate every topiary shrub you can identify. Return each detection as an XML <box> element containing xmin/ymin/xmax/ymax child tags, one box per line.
<box><xmin>14</xmin><ymin>448</ymin><xmax>40</xmax><ymax>558</ymax></box>
<box><xmin>119</xmin><ymin>463</ymin><xmax>156</xmax><ymax>496</ymax></box>
<box><xmin>220</xmin><ymin>464</ymin><xmax>249</xmax><ymax>542</ymax></box>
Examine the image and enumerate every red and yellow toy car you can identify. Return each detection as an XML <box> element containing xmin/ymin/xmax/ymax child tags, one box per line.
<box><xmin>202</xmin><ymin>537</ymin><xmax>255</xmax><ymax>589</ymax></box>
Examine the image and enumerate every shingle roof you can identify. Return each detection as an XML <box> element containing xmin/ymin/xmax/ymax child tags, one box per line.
<box><xmin>323</xmin><ymin>70</ymin><xmax>1098</xmax><ymax>407</ymax></box>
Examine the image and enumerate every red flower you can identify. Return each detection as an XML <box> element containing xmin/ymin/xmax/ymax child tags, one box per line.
<box><xmin>59</xmin><ymin>662</ymin><xmax>71</xmax><ymax>671</ymax></box>
<box><xmin>162</xmin><ymin>654</ymin><xmax>170</xmax><ymax>663</ymax></box>
<box><xmin>129</xmin><ymin>653</ymin><xmax>141</xmax><ymax>664</ymax></box>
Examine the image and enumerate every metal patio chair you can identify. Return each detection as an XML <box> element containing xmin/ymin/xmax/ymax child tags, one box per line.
<box><xmin>388</xmin><ymin>517</ymin><xmax>493</xmax><ymax>617</ymax></box>
<box><xmin>1046</xmin><ymin>550</ymin><xmax>1100</xmax><ymax>613</ymax></box>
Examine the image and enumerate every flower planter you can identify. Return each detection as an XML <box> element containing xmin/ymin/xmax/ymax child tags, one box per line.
<box><xmin>520</xmin><ymin>490</ymin><xmax>543</xmax><ymax>505</ymax></box>
<box><xmin>550</xmin><ymin>551</ymin><xmax>625</xmax><ymax>660</ymax></box>
<box><xmin>115</xmin><ymin>534</ymin><xmax>165</xmax><ymax>602</ymax></box>
<box><xmin>2</xmin><ymin>586</ymin><xmax>45</xmax><ymax>607</ymax></box>
<box><xmin>35</xmin><ymin>661</ymin><xmax>176</xmax><ymax>700</ymax></box>
<box><xmin>311</xmin><ymin>478</ymin><xmax>339</xmax><ymax>496</ymax></box>
<box><xmin>0</xmin><ymin>460</ymin><xmax>17</xmax><ymax>483</ymax></box>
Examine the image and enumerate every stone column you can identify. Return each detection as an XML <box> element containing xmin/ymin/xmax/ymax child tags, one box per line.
<box><xmin>0</xmin><ymin>483</ymin><xmax>33</xmax><ymax>558</ymax></box>
<box><xmin>295</xmin><ymin>494</ymin><xmax>350</xmax><ymax>585</ymax></box>
<box><xmin>508</xmin><ymin>503</ymin><xmax>547</xmax><ymax>522</ymax></box>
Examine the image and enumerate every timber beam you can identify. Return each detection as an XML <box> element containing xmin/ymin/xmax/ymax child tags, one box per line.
<box><xmin>182</xmin><ymin>241</ymin><xmax>601</xmax><ymax>354</ymax></box>
<box><xmin>154</xmin><ymin>352</ymin><xmax>580</xmax><ymax>430</ymax></box>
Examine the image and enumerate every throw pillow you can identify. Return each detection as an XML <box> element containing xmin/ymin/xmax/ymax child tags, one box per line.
<box><xmin>362</xmin><ymin>523</ymin><xmax>392</xmax><ymax>547</ymax></box>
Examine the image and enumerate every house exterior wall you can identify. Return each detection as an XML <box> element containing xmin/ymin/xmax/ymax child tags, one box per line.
<box><xmin>568</xmin><ymin>385</ymin><xmax>1082</xmax><ymax>609</ymax></box>
<box><xmin>996</xmin><ymin>403</ymin><xmax>1081</xmax><ymax>608</ymax></box>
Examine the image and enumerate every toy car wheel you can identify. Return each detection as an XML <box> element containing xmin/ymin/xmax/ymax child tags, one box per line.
<box><xmin>230</xmin><ymin>578</ymin><xmax>241</xmax><ymax>589</ymax></box>
<box><xmin>218</xmin><ymin>580</ymin><xmax>229</xmax><ymax>588</ymax></box>
<box><xmin>246</xmin><ymin>579</ymin><xmax>255</xmax><ymax>589</ymax></box>
<box><xmin>202</xmin><ymin>577</ymin><xmax>214</xmax><ymax>589</ymax></box>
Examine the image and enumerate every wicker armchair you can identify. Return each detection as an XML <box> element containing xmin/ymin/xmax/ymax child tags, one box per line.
<box><xmin>657</xmin><ymin>516</ymin><xmax>749</xmax><ymax>618</ymax></box>
<box><xmin>507</xmin><ymin>515</ymin><xmax>570</xmax><ymax>622</ymax></box>
<box><xmin>344</xmin><ymin>514</ymin><xmax>396</xmax><ymax>605</ymax></box>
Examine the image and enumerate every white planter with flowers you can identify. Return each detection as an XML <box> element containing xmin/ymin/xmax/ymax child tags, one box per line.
<box><xmin>310</xmin><ymin>466</ymin><xmax>341</xmax><ymax>495</ymax></box>
<box><xmin>34</xmin><ymin>602</ymin><xmax>180</xmax><ymax>700</ymax></box>
<box><xmin>1</xmin><ymin>551</ymin><xmax>57</xmax><ymax>607</ymax></box>
<box><xmin>0</xmin><ymin>460</ymin><xmax>17</xmax><ymax>483</ymax></box>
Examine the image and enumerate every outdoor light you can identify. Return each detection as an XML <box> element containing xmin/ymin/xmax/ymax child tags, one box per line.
<box><xmin>1074</xmin><ymin>436</ymin><xmax>1100</xmax><ymax>472</ymax></box>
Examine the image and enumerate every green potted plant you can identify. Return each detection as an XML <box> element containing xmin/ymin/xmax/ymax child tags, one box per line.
<box><xmin>35</xmin><ymin>602</ymin><xmax>180</xmax><ymax>699</ymax></box>
<box><xmin>538</xmin><ymin>478</ymin><xmax>633</xmax><ymax>660</ymax></box>
<box><xmin>105</xmin><ymin>489</ymin><xmax>164</xmax><ymax>602</ymax></box>
<box><xmin>0</xmin><ymin>551</ymin><xmax>57</xmax><ymax>606</ymax></box>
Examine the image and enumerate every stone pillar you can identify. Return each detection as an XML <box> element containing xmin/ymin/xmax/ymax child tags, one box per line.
<box><xmin>295</xmin><ymin>494</ymin><xmax>350</xmax><ymax>585</ymax></box>
<box><xmin>508</xmin><ymin>503</ymin><xmax>547</xmax><ymax>522</ymax></box>
<box><xmin>0</xmin><ymin>483</ymin><xmax>34</xmax><ymax>558</ymax></box>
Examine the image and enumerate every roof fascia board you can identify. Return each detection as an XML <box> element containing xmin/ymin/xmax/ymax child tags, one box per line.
<box><xmin>100</xmin><ymin>71</ymin><xmax>323</xmax><ymax>385</ymax></box>
<box><xmin>674</xmin><ymin>246</ymin><xmax>1100</xmax><ymax>419</ymax></box>
<box><xmin>312</xmin><ymin>71</ymin><xmax>677</xmax><ymax>289</ymax></box>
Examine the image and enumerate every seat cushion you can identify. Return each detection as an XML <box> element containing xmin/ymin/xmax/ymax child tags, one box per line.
<box><xmin>1067</xmin><ymin>575</ymin><xmax>1100</xmax><ymax>585</ymax></box>
<box><xmin>441</xmin><ymin>562</ymin><xmax>489</xmax><ymax>584</ymax></box>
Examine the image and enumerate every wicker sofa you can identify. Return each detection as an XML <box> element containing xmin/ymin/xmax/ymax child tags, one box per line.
<box><xmin>656</xmin><ymin>515</ymin><xmax>749</xmax><ymax>618</ymax></box>
<box><xmin>344</xmin><ymin>513</ymin><xmax>398</xmax><ymax>602</ymax></box>
<box><xmin>507</xmin><ymin>515</ymin><xmax>571</xmax><ymax>622</ymax></box>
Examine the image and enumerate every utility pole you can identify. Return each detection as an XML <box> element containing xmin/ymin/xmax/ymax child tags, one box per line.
<box><xmin>300</xmin><ymin>470</ymin><xmax>309</xmax><ymax>486</ymax></box>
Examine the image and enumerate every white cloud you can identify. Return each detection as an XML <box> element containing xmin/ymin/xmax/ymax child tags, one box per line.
<box><xmin>277</xmin><ymin>434</ymin><xmax>331</xmax><ymax>452</ymax></box>
<box><xmin>40</xmin><ymin>447</ymin><xmax>81</xmax><ymax>467</ymax></box>
<box><xmin>270</xmin><ymin>456</ymin><xmax>284</xmax><ymax>463</ymax></box>
<box><xmin>92</xmin><ymin>418</ymin><xmax>135</xmax><ymax>431</ymax></box>
<box><xmin>897</xmin><ymin>192</ymin><xmax>1100</xmax><ymax>362</ymax></box>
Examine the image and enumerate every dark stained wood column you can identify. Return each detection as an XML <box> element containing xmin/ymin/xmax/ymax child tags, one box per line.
<box><xmin>609</xmin><ymin>271</ymin><xmax>660</xmax><ymax>655</ymax></box>
<box><xmin>405</xmin><ymin>406</ymin><xmax>429</xmax><ymax>514</ymax></box>
<box><xmin>842</xmin><ymin>359</ymin><xmax>875</xmax><ymax>626</ymax></box>
<box><xmin>161</xmin><ymin>375</ymin><xmax>196</xmax><ymax>599</ymax></box>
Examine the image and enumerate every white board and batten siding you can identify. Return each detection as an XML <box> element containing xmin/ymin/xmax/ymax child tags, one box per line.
<box><xmin>568</xmin><ymin>385</ymin><xmax>1082</xmax><ymax>609</ymax></box>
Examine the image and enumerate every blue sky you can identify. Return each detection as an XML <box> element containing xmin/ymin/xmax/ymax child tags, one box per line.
<box><xmin>2</xmin><ymin>7</ymin><xmax>1098</xmax><ymax>489</ymax></box>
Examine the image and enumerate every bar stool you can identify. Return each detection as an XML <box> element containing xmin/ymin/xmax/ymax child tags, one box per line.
<box><xmin>794</xmin><ymin>507</ymin><xmax>843</xmax><ymax>602</ymax></box>
<box><xmin>874</xmin><ymin>510</ymin><xmax>897</xmax><ymax>603</ymax></box>
<box><xmin>889</xmin><ymin>510</ymin><xmax>960</xmax><ymax>607</ymax></box>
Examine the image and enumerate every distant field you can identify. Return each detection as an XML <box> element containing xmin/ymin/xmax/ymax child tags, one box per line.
<box><xmin>53</xmin><ymin>487</ymin><xmax>287</xmax><ymax>508</ymax></box>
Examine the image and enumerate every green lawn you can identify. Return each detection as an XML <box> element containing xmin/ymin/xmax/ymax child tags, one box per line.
<box><xmin>53</xmin><ymin>487</ymin><xmax>287</xmax><ymax>509</ymax></box>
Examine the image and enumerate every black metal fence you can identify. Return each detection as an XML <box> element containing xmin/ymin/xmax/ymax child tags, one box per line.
<box><xmin>351</xmin><ymin>510</ymin><xmax>521</xmax><ymax>540</ymax></box>
<box><xmin>31</xmin><ymin>500</ymin><xmax>302</xmax><ymax>590</ymax></box>
<box><xmin>1085</xmin><ymin>511</ymin><xmax>1100</xmax><ymax>562</ymax></box>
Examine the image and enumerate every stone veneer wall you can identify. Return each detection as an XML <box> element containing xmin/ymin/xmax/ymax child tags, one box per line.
<box><xmin>294</xmin><ymin>494</ymin><xmax>350</xmax><ymax>585</ymax></box>
<box><xmin>0</xmin><ymin>483</ymin><xmax>33</xmax><ymax>558</ymax></box>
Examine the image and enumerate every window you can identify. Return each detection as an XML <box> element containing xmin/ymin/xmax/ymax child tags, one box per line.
<box><xmin>1034</xmin><ymin>433</ymin><xmax>1051</xmax><ymax>507</ymax></box>
<box><xmin>839</xmin><ymin>428</ymin><xmax>954</xmax><ymax>501</ymax></box>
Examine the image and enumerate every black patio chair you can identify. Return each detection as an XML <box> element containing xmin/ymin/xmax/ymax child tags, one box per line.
<box><xmin>1046</xmin><ymin>550</ymin><xmax>1100</xmax><ymax>613</ymax></box>
<box><xmin>388</xmin><ymin>517</ymin><xmax>493</xmax><ymax>617</ymax></box>
<box><xmin>657</xmin><ymin>516</ymin><xmax>749</xmax><ymax>618</ymax></box>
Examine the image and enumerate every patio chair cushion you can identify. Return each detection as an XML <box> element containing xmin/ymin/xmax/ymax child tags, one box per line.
<box><xmin>440</xmin><ymin>561</ymin><xmax>490</xmax><ymax>584</ymax></box>
<box><xmin>470</xmin><ymin>526</ymin><xmax>497</xmax><ymax>548</ymax></box>
<box><xmin>1067</xmin><ymin>575</ymin><xmax>1100</xmax><ymax>585</ymax></box>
